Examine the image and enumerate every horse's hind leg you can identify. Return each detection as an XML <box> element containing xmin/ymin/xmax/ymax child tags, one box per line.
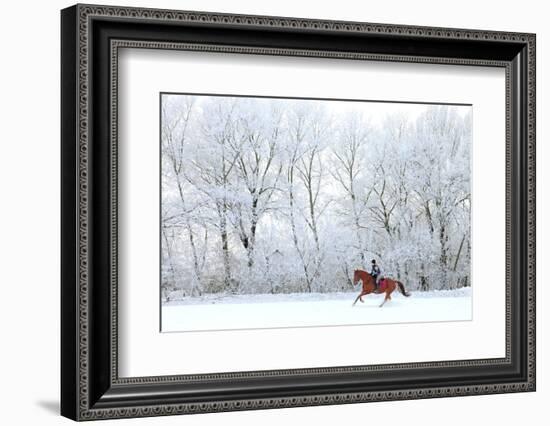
<box><xmin>379</xmin><ymin>292</ymin><xmax>391</xmax><ymax>308</ymax></box>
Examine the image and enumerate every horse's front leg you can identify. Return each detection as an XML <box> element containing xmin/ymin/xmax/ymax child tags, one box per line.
<box><xmin>353</xmin><ymin>292</ymin><xmax>367</xmax><ymax>306</ymax></box>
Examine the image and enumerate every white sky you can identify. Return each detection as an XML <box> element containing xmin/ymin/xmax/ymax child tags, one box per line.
<box><xmin>162</xmin><ymin>92</ymin><xmax>472</xmax><ymax>125</ymax></box>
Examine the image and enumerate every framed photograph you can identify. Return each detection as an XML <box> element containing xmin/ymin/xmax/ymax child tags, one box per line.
<box><xmin>61</xmin><ymin>4</ymin><xmax>536</xmax><ymax>421</ymax></box>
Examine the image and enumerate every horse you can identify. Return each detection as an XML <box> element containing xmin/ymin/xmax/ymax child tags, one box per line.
<box><xmin>352</xmin><ymin>269</ymin><xmax>411</xmax><ymax>307</ymax></box>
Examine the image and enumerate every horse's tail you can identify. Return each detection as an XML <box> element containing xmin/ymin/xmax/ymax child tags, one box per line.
<box><xmin>396</xmin><ymin>281</ymin><xmax>411</xmax><ymax>297</ymax></box>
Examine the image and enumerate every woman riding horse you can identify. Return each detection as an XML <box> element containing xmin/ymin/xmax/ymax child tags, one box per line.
<box><xmin>370</xmin><ymin>259</ymin><xmax>382</xmax><ymax>289</ymax></box>
<box><xmin>352</xmin><ymin>267</ymin><xmax>410</xmax><ymax>307</ymax></box>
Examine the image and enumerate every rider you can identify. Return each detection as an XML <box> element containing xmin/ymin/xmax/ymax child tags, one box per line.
<box><xmin>370</xmin><ymin>259</ymin><xmax>383</xmax><ymax>289</ymax></box>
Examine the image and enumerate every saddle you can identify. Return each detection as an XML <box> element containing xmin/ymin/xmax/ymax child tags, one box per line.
<box><xmin>377</xmin><ymin>278</ymin><xmax>387</xmax><ymax>291</ymax></box>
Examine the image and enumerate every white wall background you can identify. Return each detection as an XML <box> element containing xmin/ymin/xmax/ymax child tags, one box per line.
<box><xmin>0</xmin><ymin>0</ymin><xmax>546</xmax><ymax>424</ymax></box>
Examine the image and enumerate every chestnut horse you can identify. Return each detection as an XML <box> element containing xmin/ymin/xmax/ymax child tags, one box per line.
<box><xmin>352</xmin><ymin>269</ymin><xmax>410</xmax><ymax>307</ymax></box>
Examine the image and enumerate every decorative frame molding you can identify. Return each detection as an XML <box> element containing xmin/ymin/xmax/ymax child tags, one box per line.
<box><xmin>61</xmin><ymin>4</ymin><xmax>535</xmax><ymax>421</ymax></box>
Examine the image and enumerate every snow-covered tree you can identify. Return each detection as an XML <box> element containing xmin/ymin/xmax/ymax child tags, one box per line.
<box><xmin>160</xmin><ymin>95</ymin><xmax>472</xmax><ymax>298</ymax></box>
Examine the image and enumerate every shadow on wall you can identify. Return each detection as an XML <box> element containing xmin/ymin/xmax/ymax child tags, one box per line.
<box><xmin>35</xmin><ymin>400</ymin><xmax>59</xmax><ymax>416</ymax></box>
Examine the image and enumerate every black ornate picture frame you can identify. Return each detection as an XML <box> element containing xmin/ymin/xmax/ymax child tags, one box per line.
<box><xmin>61</xmin><ymin>4</ymin><xmax>536</xmax><ymax>421</ymax></box>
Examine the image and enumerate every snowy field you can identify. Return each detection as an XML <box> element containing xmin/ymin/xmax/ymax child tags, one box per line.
<box><xmin>161</xmin><ymin>288</ymin><xmax>472</xmax><ymax>332</ymax></box>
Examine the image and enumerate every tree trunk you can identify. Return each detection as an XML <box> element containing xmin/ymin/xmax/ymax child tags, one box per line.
<box><xmin>350</xmin><ymin>192</ymin><xmax>365</xmax><ymax>267</ymax></box>
<box><xmin>186</xmin><ymin>220</ymin><xmax>202</xmax><ymax>296</ymax></box>
<box><xmin>162</xmin><ymin>227</ymin><xmax>178</xmax><ymax>293</ymax></box>
<box><xmin>219</xmin><ymin>204</ymin><xmax>232</xmax><ymax>292</ymax></box>
<box><xmin>439</xmin><ymin>226</ymin><xmax>447</xmax><ymax>265</ymax></box>
<box><xmin>247</xmin><ymin>196</ymin><xmax>258</xmax><ymax>268</ymax></box>
<box><xmin>288</xmin><ymin>168</ymin><xmax>313</xmax><ymax>293</ymax></box>
<box><xmin>175</xmin><ymin>178</ymin><xmax>203</xmax><ymax>296</ymax></box>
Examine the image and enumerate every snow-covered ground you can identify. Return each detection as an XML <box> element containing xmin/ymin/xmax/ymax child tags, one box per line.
<box><xmin>161</xmin><ymin>288</ymin><xmax>472</xmax><ymax>332</ymax></box>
